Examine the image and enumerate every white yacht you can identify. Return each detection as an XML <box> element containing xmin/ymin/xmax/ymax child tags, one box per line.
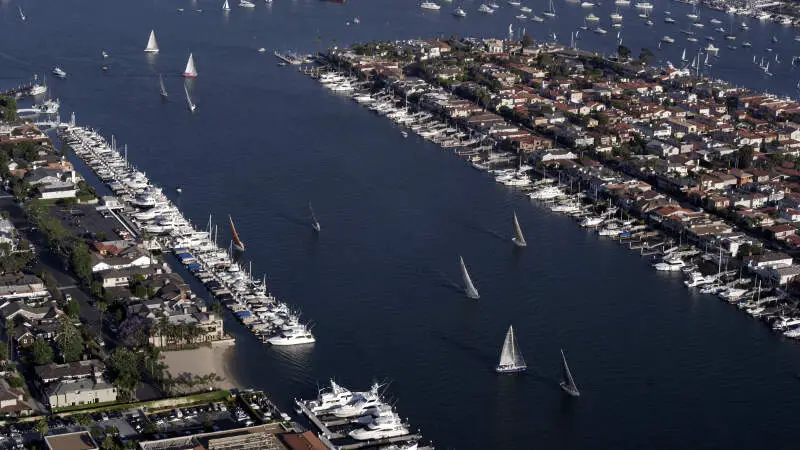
<box><xmin>239</xmin><ymin>0</ymin><xmax>256</xmax><ymax>8</ymax></box>
<box><xmin>520</xmin><ymin>6</ymin><xmax>532</xmax><ymax>13</ymax></box>
<box><xmin>478</xmin><ymin>4</ymin><xmax>494</xmax><ymax>13</ymax></box>
<box><xmin>349</xmin><ymin>413</ymin><xmax>409</xmax><ymax>441</ymax></box>
<box><xmin>634</xmin><ymin>1</ymin><xmax>652</xmax><ymax>8</ymax></box>
<box><xmin>653</xmin><ymin>257</ymin><xmax>685</xmax><ymax>271</ymax></box>
<box><xmin>528</xmin><ymin>185</ymin><xmax>563</xmax><ymax>200</ymax></box>
<box><xmin>420</xmin><ymin>1</ymin><xmax>441</xmax><ymax>10</ymax></box>
<box><xmin>580</xmin><ymin>216</ymin><xmax>604</xmax><ymax>227</ymax></box>
<box><xmin>453</xmin><ymin>7</ymin><xmax>467</xmax><ymax>17</ymax></box>
<box><xmin>34</xmin><ymin>99</ymin><xmax>60</xmax><ymax>114</ymax></box>
<box><xmin>664</xmin><ymin>16</ymin><xmax>676</xmax><ymax>23</ymax></box>
<box><xmin>330</xmin><ymin>385</ymin><xmax>383</xmax><ymax>418</ymax></box>
<box><xmin>580</xmin><ymin>1</ymin><xmax>594</xmax><ymax>7</ymax></box>
<box><xmin>585</xmin><ymin>12</ymin><xmax>599</xmax><ymax>21</ymax></box>
<box><xmin>593</xmin><ymin>26</ymin><xmax>607</xmax><ymax>34</ymax></box>
<box><xmin>266</xmin><ymin>325</ymin><xmax>315</xmax><ymax>346</ymax></box>
<box><xmin>309</xmin><ymin>380</ymin><xmax>354</xmax><ymax>413</ymax></box>
<box><xmin>662</xmin><ymin>35</ymin><xmax>675</xmax><ymax>43</ymax></box>
<box><xmin>52</xmin><ymin>66</ymin><xmax>67</xmax><ymax>79</ymax></box>
<box><xmin>610</xmin><ymin>11</ymin><xmax>623</xmax><ymax>21</ymax></box>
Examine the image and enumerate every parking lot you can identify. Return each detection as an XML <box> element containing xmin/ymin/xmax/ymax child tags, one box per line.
<box><xmin>49</xmin><ymin>203</ymin><xmax>130</xmax><ymax>242</ymax></box>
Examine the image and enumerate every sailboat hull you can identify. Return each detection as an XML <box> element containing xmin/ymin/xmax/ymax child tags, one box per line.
<box><xmin>559</xmin><ymin>381</ymin><xmax>580</xmax><ymax>396</ymax></box>
<box><xmin>496</xmin><ymin>364</ymin><xmax>527</xmax><ymax>373</ymax></box>
<box><xmin>512</xmin><ymin>237</ymin><xmax>527</xmax><ymax>248</ymax></box>
<box><xmin>233</xmin><ymin>243</ymin><xmax>245</xmax><ymax>252</ymax></box>
<box><xmin>183</xmin><ymin>72</ymin><xmax>198</xmax><ymax>78</ymax></box>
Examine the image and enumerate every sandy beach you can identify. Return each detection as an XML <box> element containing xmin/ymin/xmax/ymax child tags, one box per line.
<box><xmin>163</xmin><ymin>345</ymin><xmax>239</xmax><ymax>392</ymax></box>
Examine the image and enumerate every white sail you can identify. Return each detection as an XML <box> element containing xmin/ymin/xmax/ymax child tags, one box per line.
<box><xmin>496</xmin><ymin>325</ymin><xmax>526</xmax><ymax>372</ymax></box>
<box><xmin>144</xmin><ymin>30</ymin><xmax>159</xmax><ymax>53</ymax></box>
<box><xmin>223</xmin><ymin>0</ymin><xmax>231</xmax><ymax>10</ymax></box>
<box><xmin>459</xmin><ymin>256</ymin><xmax>479</xmax><ymax>299</ymax></box>
<box><xmin>681</xmin><ymin>48</ymin><xmax>686</xmax><ymax>61</ymax></box>
<box><xmin>309</xmin><ymin>202</ymin><xmax>321</xmax><ymax>232</ymax></box>
<box><xmin>184</xmin><ymin>84</ymin><xmax>196</xmax><ymax>112</ymax></box>
<box><xmin>512</xmin><ymin>212</ymin><xmax>527</xmax><ymax>247</ymax></box>
<box><xmin>159</xmin><ymin>74</ymin><xmax>168</xmax><ymax>98</ymax></box>
<box><xmin>183</xmin><ymin>53</ymin><xmax>198</xmax><ymax>77</ymax></box>
<box><xmin>559</xmin><ymin>349</ymin><xmax>580</xmax><ymax>396</ymax></box>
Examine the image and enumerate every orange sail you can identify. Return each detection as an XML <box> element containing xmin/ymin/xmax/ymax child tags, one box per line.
<box><xmin>229</xmin><ymin>215</ymin><xmax>245</xmax><ymax>251</ymax></box>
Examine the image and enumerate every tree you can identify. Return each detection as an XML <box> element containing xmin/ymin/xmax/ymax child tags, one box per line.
<box><xmin>101</xmin><ymin>434</ymin><xmax>121</xmax><ymax>450</ymax></box>
<box><xmin>108</xmin><ymin>348</ymin><xmax>142</xmax><ymax>396</ymax></box>
<box><xmin>56</xmin><ymin>317</ymin><xmax>83</xmax><ymax>363</ymax></box>
<box><xmin>118</xmin><ymin>316</ymin><xmax>149</xmax><ymax>348</ymax></box>
<box><xmin>97</xmin><ymin>300</ymin><xmax>108</xmax><ymax>329</ymax></box>
<box><xmin>638</xmin><ymin>48</ymin><xmax>654</xmax><ymax>65</ymax></box>
<box><xmin>66</xmin><ymin>298</ymin><xmax>80</xmax><ymax>319</ymax></box>
<box><xmin>617</xmin><ymin>45</ymin><xmax>631</xmax><ymax>59</ymax></box>
<box><xmin>738</xmin><ymin>145</ymin><xmax>755</xmax><ymax>169</ymax></box>
<box><xmin>34</xmin><ymin>417</ymin><xmax>49</xmax><ymax>437</ymax></box>
<box><xmin>522</xmin><ymin>33</ymin><xmax>534</xmax><ymax>48</ymax></box>
<box><xmin>32</xmin><ymin>338</ymin><xmax>54</xmax><ymax>365</ymax></box>
<box><xmin>0</xmin><ymin>343</ymin><xmax>8</xmax><ymax>362</ymax></box>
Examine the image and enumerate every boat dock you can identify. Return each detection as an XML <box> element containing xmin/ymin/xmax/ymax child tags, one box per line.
<box><xmin>58</xmin><ymin>122</ymin><xmax>316</xmax><ymax>352</ymax></box>
<box><xmin>294</xmin><ymin>381</ymin><xmax>431</xmax><ymax>450</ymax></box>
<box><xmin>1</xmin><ymin>83</ymin><xmax>34</xmax><ymax>97</ymax></box>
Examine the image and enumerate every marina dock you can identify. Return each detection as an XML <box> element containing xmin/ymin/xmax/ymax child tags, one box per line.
<box><xmin>58</xmin><ymin>122</ymin><xmax>317</xmax><ymax>352</ymax></box>
<box><xmin>294</xmin><ymin>381</ymin><xmax>430</xmax><ymax>450</ymax></box>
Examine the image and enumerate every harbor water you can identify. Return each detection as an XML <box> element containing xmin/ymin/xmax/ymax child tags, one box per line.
<box><xmin>4</xmin><ymin>0</ymin><xmax>800</xmax><ymax>448</ymax></box>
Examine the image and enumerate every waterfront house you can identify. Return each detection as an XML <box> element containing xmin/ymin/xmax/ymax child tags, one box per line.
<box><xmin>45</xmin><ymin>377</ymin><xmax>117</xmax><ymax>410</ymax></box>
<box><xmin>744</xmin><ymin>252</ymin><xmax>794</xmax><ymax>270</ymax></box>
<box><xmin>35</xmin><ymin>360</ymin><xmax>106</xmax><ymax>385</ymax></box>
<box><xmin>90</xmin><ymin>245</ymin><xmax>152</xmax><ymax>273</ymax></box>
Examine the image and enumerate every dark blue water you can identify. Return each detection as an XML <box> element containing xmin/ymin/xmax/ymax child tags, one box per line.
<box><xmin>4</xmin><ymin>0</ymin><xmax>800</xmax><ymax>448</ymax></box>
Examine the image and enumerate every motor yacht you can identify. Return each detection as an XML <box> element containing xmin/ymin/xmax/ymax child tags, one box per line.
<box><xmin>349</xmin><ymin>413</ymin><xmax>410</xmax><ymax>440</ymax></box>
<box><xmin>580</xmin><ymin>216</ymin><xmax>604</xmax><ymax>227</ymax></box>
<box><xmin>453</xmin><ymin>7</ymin><xmax>467</xmax><ymax>16</ymax></box>
<box><xmin>653</xmin><ymin>257</ymin><xmax>685</xmax><ymax>271</ymax></box>
<box><xmin>420</xmin><ymin>1</ymin><xmax>441</xmax><ymax>10</ymax></box>
<box><xmin>528</xmin><ymin>185</ymin><xmax>563</xmax><ymax>200</ymax></box>
<box><xmin>266</xmin><ymin>325</ymin><xmax>315</xmax><ymax>345</ymax></box>
<box><xmin>479</xmin><ymin>4</ymin><xmax>494</xmax><ymax>13</ymax></box>
<box><xmin>52</xmin><ymin>66</ymin><xmax>67</xmax><ymax>79</ymax></box>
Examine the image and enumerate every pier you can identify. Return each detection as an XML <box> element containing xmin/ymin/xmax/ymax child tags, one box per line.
<box><xmin>56</xmin><ymin>120</ymin><xmax>317</xmax><ymax>354</ymax></box>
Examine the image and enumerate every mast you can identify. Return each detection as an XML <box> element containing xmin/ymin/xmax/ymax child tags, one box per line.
<box><xmin>159</xmin><ymin>74</ymin><xmax>168</xmax><ymax>98</ymax></box>
<box><xmin>497</xmin><ymin>325</ymin><xmax>526</xmax><ymax>372</ymax></box>
<box><xmin>459</xmin><ymin>256</ymin><xmax>480</xmax><ymax>299</ymax></box>
<box><xmin>512</xmin><ymin>212</ymin><xmax>527</xmax><ymax>247</ymax></box>
<box><xmin>229</xmin><ymin>215</ymin><xmax>245</xmax><ymax>251</ymax></box>
<box><xmin>559</xmin><ymin>349</ymin><xmax>580</xmax><ymax>396</ymax></box>
<box><xmin>184</xmin><ymin>84</ymin><xmax>196</xmax><ymax>112</ymax></box>
<box><xmin>145</xmin><ymin>30</ymin><xmax>159</xmax><ymax>53</ymax></box>
<box><xmin>309</xmin><ymin>202</ymin><xmax>321</xmax><ymax>232</ymax></box>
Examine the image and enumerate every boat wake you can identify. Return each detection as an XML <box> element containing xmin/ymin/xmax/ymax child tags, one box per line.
<box><xmin>435</xmin><ymin>270</ymin><xmax>464</xmax><ymax>293</ymax></box>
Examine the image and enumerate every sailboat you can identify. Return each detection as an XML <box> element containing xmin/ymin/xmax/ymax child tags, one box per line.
<box><xmin>159</xmin><ymin>74</ymin><xmax>168</xmax><ymax>99</ymax></box>
<box><xmin>543</xmin><ymin>0</ymin><xmax>555</xmax><ymax>17</ymax></box>
<box><xmin>183</xmin><ymin>53</ymin><xmax>198</xmax><ymax>78</ymax></box>
<box><xmin>223</xmin><ymin>0</ymin><xmax>231</xmax><ymax>10</ymax></box>
<box><xmin>184</xmin><ymin>83</ymin><xmax>196</xmax><ymax>112</ymax></box>
<box><xmin>309</xmin><ymin>202</ymin><xmax>321</xmax><ymax>232</ymax></box>
<box><xmin>18</xmin><ymin>6</ymin><xmax>26</xmax><ymax>21</ymax></box>
<box><xmin>459</xmin><ymin>256</ymin><xmax>480</xmax><ymax>299</ymax></box>
<box><xmin>229</xmin><ymin>215</ymin><xmax>245</xmax><ymax>251</ymax></box>
<box><xmin>512</xmin><ymin>212</ymin><xmax>527</xmax><ymax>247</ymax></box>
<box><xmin>144</xmin><ymin>30</ymin><xmax>160</xmax><ymax>53</ymax></box>
<box><xmin>496</xmin><ymin>325</ymin><xmax>527</xmax><ymax>373</ymax></box>
<box><xmin>559</xmin><ymin>349</ymin><xmax>580</xmax><ymax>396</ymax></box>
